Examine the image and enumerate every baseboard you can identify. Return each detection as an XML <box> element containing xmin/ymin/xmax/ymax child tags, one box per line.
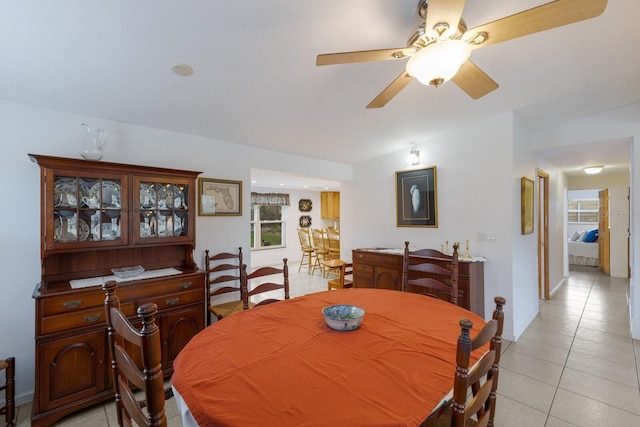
<box><xmin>549</xmin><ymin>276</ymin><xmax>568</xmax><ymax>298</ymax></box>
<box><xmin>12</xmin><ymin>391</ymin><xmax>34</xmax><ymax>408</ymax></box>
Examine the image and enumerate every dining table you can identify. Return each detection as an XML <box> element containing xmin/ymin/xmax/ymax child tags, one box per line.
<box><xmin>171</xmin><ymin>288</ymin><xmax>487</xmax><ymax>427</ymax></box>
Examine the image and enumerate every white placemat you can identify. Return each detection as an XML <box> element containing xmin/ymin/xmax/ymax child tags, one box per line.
<box><xmin>69</xmin><ymin>267</ymin><xmax>183</xmax><ymax>289</ymax></box>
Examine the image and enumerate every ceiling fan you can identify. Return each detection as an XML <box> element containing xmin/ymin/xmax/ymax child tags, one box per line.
<box><xmin>316</xmin><ymin>0</ymin><xmax>607</xmax><ymax>108</ymax></box>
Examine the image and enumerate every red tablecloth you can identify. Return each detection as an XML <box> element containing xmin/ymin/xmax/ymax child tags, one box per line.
<box><xmin>171</xmin><ymin>288</ymin><xmax>487</xmax><ymax>427</ymax></box>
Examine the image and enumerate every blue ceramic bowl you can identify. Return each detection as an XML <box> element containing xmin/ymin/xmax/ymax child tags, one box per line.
<box><xmin>322</xmin><ymin>305</ymin><xmax>365</xmax><ymax>331</ymax></box>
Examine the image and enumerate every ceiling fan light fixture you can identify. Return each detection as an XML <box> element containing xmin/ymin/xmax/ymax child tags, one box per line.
<box><xmin>406</xmin><ymin>39</ymin><xmax>471</xmax><ymax>86</ymax></box>
<box><xmin>584</xmin><ymin>166</ymin><xmax>604</xmax><ymax>175</ymax></box>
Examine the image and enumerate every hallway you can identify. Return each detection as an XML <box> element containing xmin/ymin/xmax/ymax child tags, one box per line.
<box><xmin>495</xmin><ymin>265</ymin><xmax>640</xmax><ymax>425</ymax></box>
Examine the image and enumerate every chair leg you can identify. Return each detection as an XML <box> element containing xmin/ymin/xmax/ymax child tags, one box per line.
<box><xmin>0</xmin><ymin>357</ymin><xmax>15</xmax><ymax>427</ymax></box>
<box><xmin>311</xmin><ymin>253</ymin><xmax>323</xmax><ymax>276</ymax></box>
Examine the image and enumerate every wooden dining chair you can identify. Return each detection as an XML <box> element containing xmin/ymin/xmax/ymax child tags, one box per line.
<box><xmin>241</xmin><ymin>258</ymin><xmax>290</xmax><ymax>309</ymax></box>
<box><xmin>402</xmin><ymin>241</ymin><xmax>460</xmax><ymax>305</ymax></box>
<box><xmin>311</xmin><ymin>228</ymin><xmax>331</xmax><ymax>277</ymax></box>
<box><xmin>297</xmin><ymin>228</ymin><xmax>315</xmax><ymax>274</ymax></box>
<box><xmin>103</xmin><ymin>281</ymin><xmax>168</xmax><ymax>427</ymax></box>
<box><xmin>421</xmin><ymin>296</ymin><xmax>506</xmax><ymax>427</ymax></box>
<box><xmin>326</xmin><ymin>227</ymin><xmax>340</xmax><ymax>260</ymax></box>
<box><xmin>0</xmin><ymin>357</ymin><xmax>15</xmax><ymax>427</ymax></box>
<box><xmin>327</xmin><ymin>260</ymin><xmax>353</xmax><ymax>290</ymax></box>
<box><xmin>205</xmin><ymin>247</ymin><xmax>250</xmax><ymax>324</ymax></box>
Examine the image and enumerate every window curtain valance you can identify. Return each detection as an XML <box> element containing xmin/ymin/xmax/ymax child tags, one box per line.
<box><xmin>251</xmin><ymin>192</ymin><xmax>290</xmax><ymax>206</ymax></box>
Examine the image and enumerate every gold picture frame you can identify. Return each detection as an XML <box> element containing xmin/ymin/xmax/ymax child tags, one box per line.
<box><xmin>198</xmin><ymin>178</ymin><xmax>242</xmax><ymax>216</ymax></box>
<box><xmin>521</xmin><ymin>177</ymin><xmax>534</xmax><ymax>235</ymax></box>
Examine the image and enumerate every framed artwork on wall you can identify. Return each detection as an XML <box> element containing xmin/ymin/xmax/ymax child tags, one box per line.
<box><xmin>299</xmin><ymin>199</ymin><xmax>312</xmax><ymax>212</ymax></box>
<box><xmin>521</xmin><ymin>177</ymin><xmax>534</xmax><ymax>234</ymax></box>
<box><xmin>396</xmin><ymin>166</ymin><xmax>437</xmax><ymax>227</ymax></box>
<box><xmin>299</xmin><ymin>215</ymin><xmax>312</xmax><ymax>228</ymax></box>
<box><xmin>198</xmin><ymin>177</ymin><xmax>242</xmax><ymax>216</ymax></box>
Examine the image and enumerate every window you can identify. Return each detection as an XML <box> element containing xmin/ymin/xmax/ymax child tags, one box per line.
<box><xmin>250</xmin><ymin>192</ymin><xmax>290</xmax><ymax>250</ymax></box>
<box><xmin>568</xmin><ymin>198</ymin><xmax>599</xmax><ymax>223</ymax></box>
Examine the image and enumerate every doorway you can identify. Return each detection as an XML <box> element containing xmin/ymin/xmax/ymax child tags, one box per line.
<box><xmin>537</xmin><ymin>169</ymin><xmax>550</xmax><ymax>300</ymax></box>
<box><xmin>598</xmin><ymin>189</ymin><xmax>610</xmax><ymax>275</ymax></box>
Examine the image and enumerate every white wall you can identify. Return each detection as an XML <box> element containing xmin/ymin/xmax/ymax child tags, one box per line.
<box><xmin>341</xmin><ymin>113</ymin><xmax>521</xmax><ymax>340</ymax></box>
<box><xmin>0</xmin><ymin>100</ymin><xmax>352</xmax><ymax>405</ymax></box>
<box><xmin>532</xmin><ymin>102</ymin><xmax>640</xmax><ymax>339</ymax></box>
<box><xmin>512</xmin><ymin>115</ymin><xmax>541</xmax><ymax>338</ymax></box>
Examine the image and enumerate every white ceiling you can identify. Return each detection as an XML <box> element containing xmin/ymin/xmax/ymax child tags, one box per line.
<box><xmin>3</xmin><ymin>1</ymin><xmax>638</xmax><ymax>188</ymax></box>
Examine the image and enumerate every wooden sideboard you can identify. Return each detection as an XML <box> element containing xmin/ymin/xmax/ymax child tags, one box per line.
<box><xmin>29</xmin><ymin>154</ymin><xmax>206</xmax><ymax>426</ymax></box>
<box><xmin>352</xmin><ymin>248</ymin><xmax>485</xmax><ymax>317</ymax></box>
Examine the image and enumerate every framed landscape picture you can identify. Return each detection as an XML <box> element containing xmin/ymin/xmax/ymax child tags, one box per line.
<box><xmin>521</xmin><ymin>177</ymin><xmax>534</xmax><ymax>234</ymax></box>
<box><xmin>396</xmin><ymin>166</ymin><xmax>437</xmax><ymax>227</ymax></box>
<box><xmin>198</xmin><ymin>177</ymin><xmax>242</xmax><ymax>216</ymax></box>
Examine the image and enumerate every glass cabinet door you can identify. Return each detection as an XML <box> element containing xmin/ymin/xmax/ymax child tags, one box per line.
<box><xmin>50</xmin><ymin>175</ymin><xmax>125</xmax><ymax>246</ymax></box>
<box><xmin>136</xmin><ymin>178</ymin><xmax>191</xmax><ymax>242</ymax></box>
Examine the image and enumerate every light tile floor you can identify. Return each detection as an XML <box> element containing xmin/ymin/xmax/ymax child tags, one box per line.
<box><xmin>13</xmin><ymin>263</ymin><xmax>640</xmax><ymax>426</ymax></box>
<box><xmin>494</xmin><ymin>264</ymin><xmax>640</xmax><ymax>426</ymax></box>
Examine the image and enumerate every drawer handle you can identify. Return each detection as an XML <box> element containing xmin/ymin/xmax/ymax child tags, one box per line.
<box><xmin>62</xmin><ymin>300</ymin><xmax>83</xmax><ymax>309</ymax></box>
<box><xmin>83</xmin><ymin>313</ymin><xmax>101</xmax><ymax>323</ymax></box>
<box><xmin>179</xmin><ymin>281</ymin><xmax>192</xmax><ymax>289</ymax></box>
<box><xmin>166</xmin><ymin>298</ymin><xmax>180</xmax><ymax>306</ymax></box>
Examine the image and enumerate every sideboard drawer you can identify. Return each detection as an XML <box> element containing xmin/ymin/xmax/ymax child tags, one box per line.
<box><xmin>41</xmin><ymin>302</ymin><xmax>135</xmax><ymax>334</ymax></box>
<box><xmin>117</xmin><ymin>275</ymin><xmax>205</xmax><ymax>302</ymax></box>
<box><xmin>42</xmin><ymin>293</ymin><xmax>106</xmax><ymax>316</ymax></box>
<box><xmin>136</xmin><ymin>289</ymin><xmax>202</xmax><ymax>311</ymax></box>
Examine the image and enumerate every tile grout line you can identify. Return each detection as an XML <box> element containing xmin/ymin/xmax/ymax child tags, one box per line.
<box><xmin>543</xmin><ymin>267</ymin><xmax>596</xmax><ymax>427</ymax></box>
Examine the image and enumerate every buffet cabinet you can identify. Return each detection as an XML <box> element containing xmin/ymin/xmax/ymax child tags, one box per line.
<box><xmin>352</xmin><ymin>248</ymin><xmax>485</xmax><ymax>317</ymax></box>
<box><xmin>29</xmin><ymin>154</ymin><xmax>206</xmax><ymax>427</ymax></box>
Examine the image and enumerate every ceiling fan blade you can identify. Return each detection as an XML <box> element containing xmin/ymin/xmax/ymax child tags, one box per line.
<box><xmin>451</xmin><ymin>60</ymin><xmax>499</xmax><ymax>99</ymax></box>
<box><xmin>425</xmin><ymin>0</ymin><xmax>467</xmax><ymax>39</ymax></box>
<box><xmin>316</xmin><ymin>47</ymin><xmax>414</xmax><ymax>66</ymax></box>
<box><xmin>366</xmin><ymin>72</ymin><xmax>414</xmax><ymax>109</ymax></box>
<box><xmin>465</xmin><ymin>0</ymin><xmax>607</xmax><ymax>49</ymax></box>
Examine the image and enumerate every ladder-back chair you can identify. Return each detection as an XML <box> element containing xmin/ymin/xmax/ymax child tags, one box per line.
<box><xmin>205</xmin><ymin>247</ymin><xmax>248</xmax><ymax>324</ymax></box>
<box><xmin>421</xmin><ymin>296</ymin><xmax>506</xmax><ymax>427</ymax></box>
<box><xmin>103</xmin><ymin>281</ymin><xmax>168</xmax><ymax>427</ymax></box>
<box><xmin>241</xmin><ymin>259</ymin><xmax>290</xmax><ymax>309</ymax></box>
<box><xmin>403</xmin><ymin>241</ymin><xmax>460</xmax><ymax>305</ymax></box>
<box><xmin>0</xmin><ymin>357</ymin><xmax>15</xmax><ymax>427</ymax></box>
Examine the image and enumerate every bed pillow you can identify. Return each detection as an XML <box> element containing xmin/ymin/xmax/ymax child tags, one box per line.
<box><xmin>583</xmin><ymin>228</ymin><xmax>599</xmax><ymax>243</ymax></box>
<box><xmin>577</xmin><ymin>230</ymin><xmax>588</xmax><ymax>241</ymax></box>
<box><xmin>569</xmin><ymin>231</ymin><xmax>581</xmax><ymax>241</ymax></box>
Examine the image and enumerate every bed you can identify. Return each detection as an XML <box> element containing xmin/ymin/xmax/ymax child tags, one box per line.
<box><xmin>568</xmin><ymin>240</ymin><xmax>599</xmax><ymax>266</ymax></box>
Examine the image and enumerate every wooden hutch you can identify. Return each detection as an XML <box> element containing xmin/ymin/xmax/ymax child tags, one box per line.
<box><xmin>352</xmin><ymin>248</ymin><xmax>485</xmax><ymax>317</ymax></box>
<box><xmin>29</xmin><ymin>154</ymin><xmax>206</xmax><ymax>426</ymax></box>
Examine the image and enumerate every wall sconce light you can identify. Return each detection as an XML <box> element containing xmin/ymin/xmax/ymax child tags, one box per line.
<box><xmin>407</xmin><ymin>147</ymin><xmax>420</xmax><ymax>165</ymax></box>
<box><xmin>583</xmin><ymin>166</ymin><xmax>603</xmax><ymax>175</ymax></box>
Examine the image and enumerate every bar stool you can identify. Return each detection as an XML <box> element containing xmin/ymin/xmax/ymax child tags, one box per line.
<box><xmin>0</xmin><ymin>357</ymin><xmax>15</xmax><ymax>427</ymax></box>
